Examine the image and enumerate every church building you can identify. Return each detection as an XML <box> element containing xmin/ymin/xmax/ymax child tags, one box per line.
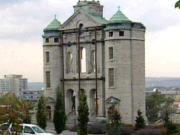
<box><xmin>42</xmin><ymin>0</ymin><xmax>146</xmax><ymax>125</ymax></box>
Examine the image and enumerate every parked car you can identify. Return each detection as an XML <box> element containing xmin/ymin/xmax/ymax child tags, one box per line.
<box><xmin>20</xmin><ymin>124</ymin><xmax>55</xmax><ymax>135</ymax></box>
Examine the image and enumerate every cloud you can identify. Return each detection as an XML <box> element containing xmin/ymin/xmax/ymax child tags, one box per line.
<box><xmin>0</xmin><ymin>0</ymin><xmax>180</xmax><ymax>81</ymax></box>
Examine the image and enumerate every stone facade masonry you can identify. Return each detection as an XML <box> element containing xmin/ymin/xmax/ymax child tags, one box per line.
<box><xmin>43</xmin><ymin>1</ymin><xmax>146</xmax><ymax>125</ymax></box>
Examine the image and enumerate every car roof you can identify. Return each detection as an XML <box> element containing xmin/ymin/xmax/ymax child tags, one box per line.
<box><xmin>21</xmin><ymin>124</ymin><xmax>38</xmax><ymax>127</ymax></box>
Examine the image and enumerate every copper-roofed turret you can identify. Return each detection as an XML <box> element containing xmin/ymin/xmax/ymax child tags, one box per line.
<box><xmin>108</xmin><ymin>8</ymin><xmax>131</xmax><ymax>24</ymax></box>
<box><xmin>44</xmin><ymin>15</ymin><xmax>62</xmax><ymax>32</ymax></box>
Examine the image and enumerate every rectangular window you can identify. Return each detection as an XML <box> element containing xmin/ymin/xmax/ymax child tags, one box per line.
<box><xmin>54</xmin><ymin>38</ymin><xmax>59</xmax><ymax>43</ymax></box>
<box><xmin>45</xmin><ymin>38</ymin><xmax>49</xmax><ymax>43</ymax></box>
<box><xmin>46</xmin><ymin>71</ymin><xmax>51</xmax><ymax>88</ymax></box>
<box><xmin>46</xmin><ymin>52</ymin><xmax>50</xmax><ymax>63</ymax></box>
<box><xmin>119</xmin><ymin>31</ymin><xmax>124</xmax><ymax>36</ymax></box>
<box><xmin>109</xmin><ymin>47</ymin><xmax>113</xmax><ymax>59</ymax></box>
<box><xmin>109</xmin><ymin>32</ymin><xmax>113</xmax><ymax>37</ymax></box>
<box><xmin>109</xmin><ymin>68</ymin><xmax>114</xmax><ymax>87</ymax></box>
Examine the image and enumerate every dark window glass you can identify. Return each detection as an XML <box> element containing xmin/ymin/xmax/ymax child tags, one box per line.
<box><xmin>46</xmin><ymin>52</ymin><xmax>50</xmax><ymax>63</ymax></box>
<box><xmin>45</xmin><ymin>38</ymin><xmax>49</xmax><ymax>43</ymax></box>
<box><xmin>24</xmin><ymin>126</ymin><xmax>34</xmax><ymax>134</ymax></box>
<box><xmin>109</xmin><ymin>32</ymin><xmax>113</xmax><ymax>37</ymax></box>
<box><xmin>46</xmin><ymin>71</ymin><xmax>51</xmax><ymax>88</ymax></box>
<box><xmin>54</xmin><ymin>38</ymin><xmax>59</xmax><ymax>43</ymax></box>
<box><xmin>119</xmin><ymin>31</ymin><xmax>124</xmax><ymax>36</ymax></box>
<box><xmin>109</xmin><ymin>47</ymin><xmax>113</xmax><ymax>59</ymax></box>
<box><xmin>109</xmin><ymin>68</ymin><xmax>114</xmax><ymax>87</ymax></box>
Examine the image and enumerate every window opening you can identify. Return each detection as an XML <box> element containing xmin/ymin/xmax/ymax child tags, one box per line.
<box><xmin>80</xmin><ymin>47</ymin><xmax>87</xmax><ymax>73</ymax></box>
<box><xmin>46</xmin><ymin>71</ymin><xmax>51</xmax><ymax>88</ymax></box>
<box><xmin>119</xmin><ymin>31</ymin><xmax>124</xmax><ymax>36</ymax></box>
<box><xmin>109</xmin><ymin>47</ymin><xmax>113</xmax><ymax>59</ymax></box>
<box><xmin>54</xmin><ymin>38</ymin><xmax>59</xmax><ymax>43</ymax></box>
<box><xmin>109</xmin><ymin>68</ymin><xmax>114</xmax><ymax>87</ymax></box>
<box><xmin>45</xmin><ymin>38</ymin><xmax>49</xmax><ymax>43</ymax></box>
<box><xmin>46</xmin><ymin>52</ymin><xmax>50</xmax><ymax>63</ymax></box>
<box><xmin>66</xmin><ymin>52</ymin><xmax>73</xmax><ymax>73</ymax></box>
<box><xmin>109</xmin><ymin>32</ymin><xmax>113</xmax><ymax>37</ymax></box>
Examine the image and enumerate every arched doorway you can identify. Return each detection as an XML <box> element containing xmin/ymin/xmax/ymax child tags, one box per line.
<box><xmin>67</xmin><ymin>89</ymin><xmax>75</xmax><ymax>114</ymax></box>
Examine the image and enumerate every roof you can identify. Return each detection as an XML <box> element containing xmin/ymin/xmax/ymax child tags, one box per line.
<box><xmin>108</xmin><ymin>9</ymin><xmax>131</xmax><ymax>24</ymax></box>
<box><xmin>44</xmin><ymin>17</ymin><xmax>62</xmax><ymax>32</ymax></box>
<box><xmin>63</xmin><ymin>8</ymin><xmax>107</xmax><ymax>27</ymax></box>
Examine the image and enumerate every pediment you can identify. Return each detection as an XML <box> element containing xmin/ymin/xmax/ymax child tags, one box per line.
<box><xmin>62</xmin><ymin>9</ymin><xmax>107</xmax><ymax>29</ymax></box>
<box><xmin>106</xmin><ymin>96</ymin><xmax>120</xmax><ymax>105</ymax></box>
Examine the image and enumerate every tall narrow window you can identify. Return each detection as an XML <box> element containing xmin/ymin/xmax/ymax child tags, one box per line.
<box><xmin>91</xmin><ymin>50</ymin><xmax>95</xmax><ymax>72</ymax></box>
<box><xmin>109</xmin><ymin>32</ymin><xmax>113</xmax><ymax>37</ymax></box>
<box><xmin>81</xmin><ymin>47</ymin><xmax>87</xmax><ymax>73</ymax></box>
<box><xmin>46</xmin><ymin>52</ymin><xmax>50</xmax><ymax>63</ymax></box>
<box><xmin>109</xmin><ymin>47</ymin><xmax>113</xmax><ymax>59</ymax></box>
<box><xmin>109</xmin><ymin>68</ymin><xmax>114</xmax><ymax>87</ymax></box>
<box><xmin>66</xmin><ymin>52</ymin><xmax>73</xmax><ymax>73</ymax></box>
<box><xmin>46</xmin><ymin>71</ymin><xmax>51</xmax><ymax>88</ymax></box>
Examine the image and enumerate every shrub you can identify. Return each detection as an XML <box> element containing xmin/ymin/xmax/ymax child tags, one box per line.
<box><xmin>77</xmin><ymin>90</ymin><xmax>89</xmax><ymax>135</ymax></box>
<box><xmin>135</xmin><ymin>110</ymin><xmax>145</xmax><ymax>130</ymax></box>
<box><xmin>53</xmin><ymin>87</ymin><xmax>66</xmax><ymax>134</ymax></box>
<box><xmin>121</xmin><ymin>127</ymin><xmax>135</xmax><ymax>135</ymax></box>
<box><xmin>136</xmin><ymin>128</ymin><xmax>166</xmax><ymax>135</ymax></box>
<box><xmin>106</xmin><ymin>106</ymin><xmax>121</xmax><ymax>135</ymax></box>
<box><xmin>36</xmin><ymin>96</ymin><xmax>47</xmax><ymax>129</ymax></box>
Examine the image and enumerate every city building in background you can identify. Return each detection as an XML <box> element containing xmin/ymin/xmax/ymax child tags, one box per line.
<box><xmin>0</xmin><ymin>74</ymin><xmax>28</xmax><ymax>96</ymax></box>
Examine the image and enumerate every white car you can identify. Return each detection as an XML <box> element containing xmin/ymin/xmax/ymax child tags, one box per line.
<box><xmin>20</xmin><ymin>124</ymin><xmax>55</xmax><ymax>135</ymax></box>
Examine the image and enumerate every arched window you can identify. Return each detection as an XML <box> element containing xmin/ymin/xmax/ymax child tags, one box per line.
<box><xmin>66</xmin><ymin>51</ymin><xmax>73</xmax><ymax>73</ymax></box>
<box><xmin>90</xmin><ymin>50</ymin><xmax>95</xmax><ymax>73</ymax></box>
<box><xmin>81</xmin><ymin>47</ymin><xmax>87</xmax><ymax>73</ymax></box>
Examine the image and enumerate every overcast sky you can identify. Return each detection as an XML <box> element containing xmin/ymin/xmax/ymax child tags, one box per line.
<box><xmin>0</xmin><ymin>0</ymin><xmax>180</xmax><ymax>82</ymax></box>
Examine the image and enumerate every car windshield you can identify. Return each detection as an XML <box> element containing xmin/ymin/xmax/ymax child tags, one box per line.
<box><xmin>32</xmin><ymin>126</ymin><xmax>45</xmax><ymax>133</ymax></box>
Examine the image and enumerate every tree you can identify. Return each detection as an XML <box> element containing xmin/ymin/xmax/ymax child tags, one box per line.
<box><xmin>53</xmin><ymin>87</ymin><xmax>66</xmax><ymax>134</ymax></box>
<box><xmin>77</xmin><ymin>90</ymin><xmax>89</xmax><ymax>135</ymax></box>
<box><xmin>135</xmin><ymin>110</ymin><xmax>145</xmax><ymax>130</ymax></box>
<box><xmin>0</xmin><ymin>92</ymin><xmax>32</xmax><ymax>134</ymax></box>
<box><xmin>175</xmin><ymin>0</ymin><xmax>180</xmax><ymax>9</ymax></box>
<box><xmin>146</xmin><ymin>92</ymin><xmax>175</xmax><ymax>124</ymax></box>
<box><xmin>107</xmin><ymin>106</ymin><xmax>121</xmax><ymax>135</ymax></box>
<box><xmin>36</xmin><ymin>96</ymin><xmax>47</xmax><ymax>129</ymax></box>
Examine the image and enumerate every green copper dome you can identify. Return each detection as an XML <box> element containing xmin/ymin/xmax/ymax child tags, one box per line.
<box><xmin>109</xmin><ymin>9</ymin><xmax>131</xmax><ymax>24</ymax></box>
<box><xmin>44</xmin><ymin>17</ymin><xmax>62</xmax><ymax>32</ymax></box>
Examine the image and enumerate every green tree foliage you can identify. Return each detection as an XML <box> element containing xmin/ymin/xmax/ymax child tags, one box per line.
<box><xmin>175</xmin><ymin>0</ymin><xmax>180</xmax><ymax>9</ymax></box>
<box><xmin>77</xmin><ymin>90</ymin><xmax>89</xmax><ymax>135</ymax></box>
<box><xmin>0</xmin><ymin>93</ymin><xmax>32</xmax><ymax>134</ymax></box>
<box><xmin>135</xmin><ymin>110</ymin><xmax>145</xmax><ymax>130</ymax></box>
<box><xmin>146</xmin><ymin>92</ymin><xmax>175</xmax><ymax>124</ymax></box>
<box><xmin>36</xmin><ymin>96</ymin><xmax>47</xmax><ymax>129</ymax></box>
<box><xmin>107</xmin><ymin>106</ymin><xmax>121</xmax><ymax>135</ymax></box>
<box><xmin>53</xmin><ymin>87</ymin><xmax>66</xmax><ymax>134</ymax></box>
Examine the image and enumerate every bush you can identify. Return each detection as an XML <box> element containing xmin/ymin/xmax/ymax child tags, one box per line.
<box><xmin>135</xmin><ymin>110</ymin><xmax>145</xmax><ymax>130</ymax></box>
<box><xmin>136</xmin><ymin>128</ymin><xmax>166</xmax><ymax>135</ymax></box>
<box><xmin>36</xmin><ymin>96</ymin><xmax>47</xmax><ymax>129</ymax></box>
<box><xmin>165</xmin><ymin>121</ymin><xmax>178</xmax><ymax>134</ymax></box>
<box><xmin>53</xmin><ymin>87</ymin><xmax>66</xmax><ymax>134</ymax></box>
<box><xmin>77</xmin><ymin>90</ymin><xmax>89</xmax><ymax>135</ymax></box>
<box><xmin>120</xmin><ymin>127</ymin><xmax>135</xmax><ymax>135</ymax></box>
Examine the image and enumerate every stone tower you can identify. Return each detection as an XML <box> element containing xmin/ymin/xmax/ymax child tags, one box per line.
<box><xmin>105</xmin><ymin>9</ymin><xmax>146</xmax><ymax>124</ymax></box>
<box><xmin>43</xmin><ymin>0</ymin><xmax>146</xmax><ymax>125</ymax></box>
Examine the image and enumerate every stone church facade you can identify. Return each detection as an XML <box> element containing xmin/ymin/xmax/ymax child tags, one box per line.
<box><xmin>42</xmin><ymin>0</ymin><xmax>146</xmax><ymax>125</ymax></box>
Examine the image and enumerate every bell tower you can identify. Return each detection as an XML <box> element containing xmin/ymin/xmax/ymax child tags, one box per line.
<box><xmin>74</xmin><ymin>0</ymin><xmax>103</xmax><ymax>17</ymax></box>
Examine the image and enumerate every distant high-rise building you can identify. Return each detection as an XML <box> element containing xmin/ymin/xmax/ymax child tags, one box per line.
<box><xmin>0</xmin><ymin>74</ymin><xmax>28</xmax><ymax>96</ymax></box>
